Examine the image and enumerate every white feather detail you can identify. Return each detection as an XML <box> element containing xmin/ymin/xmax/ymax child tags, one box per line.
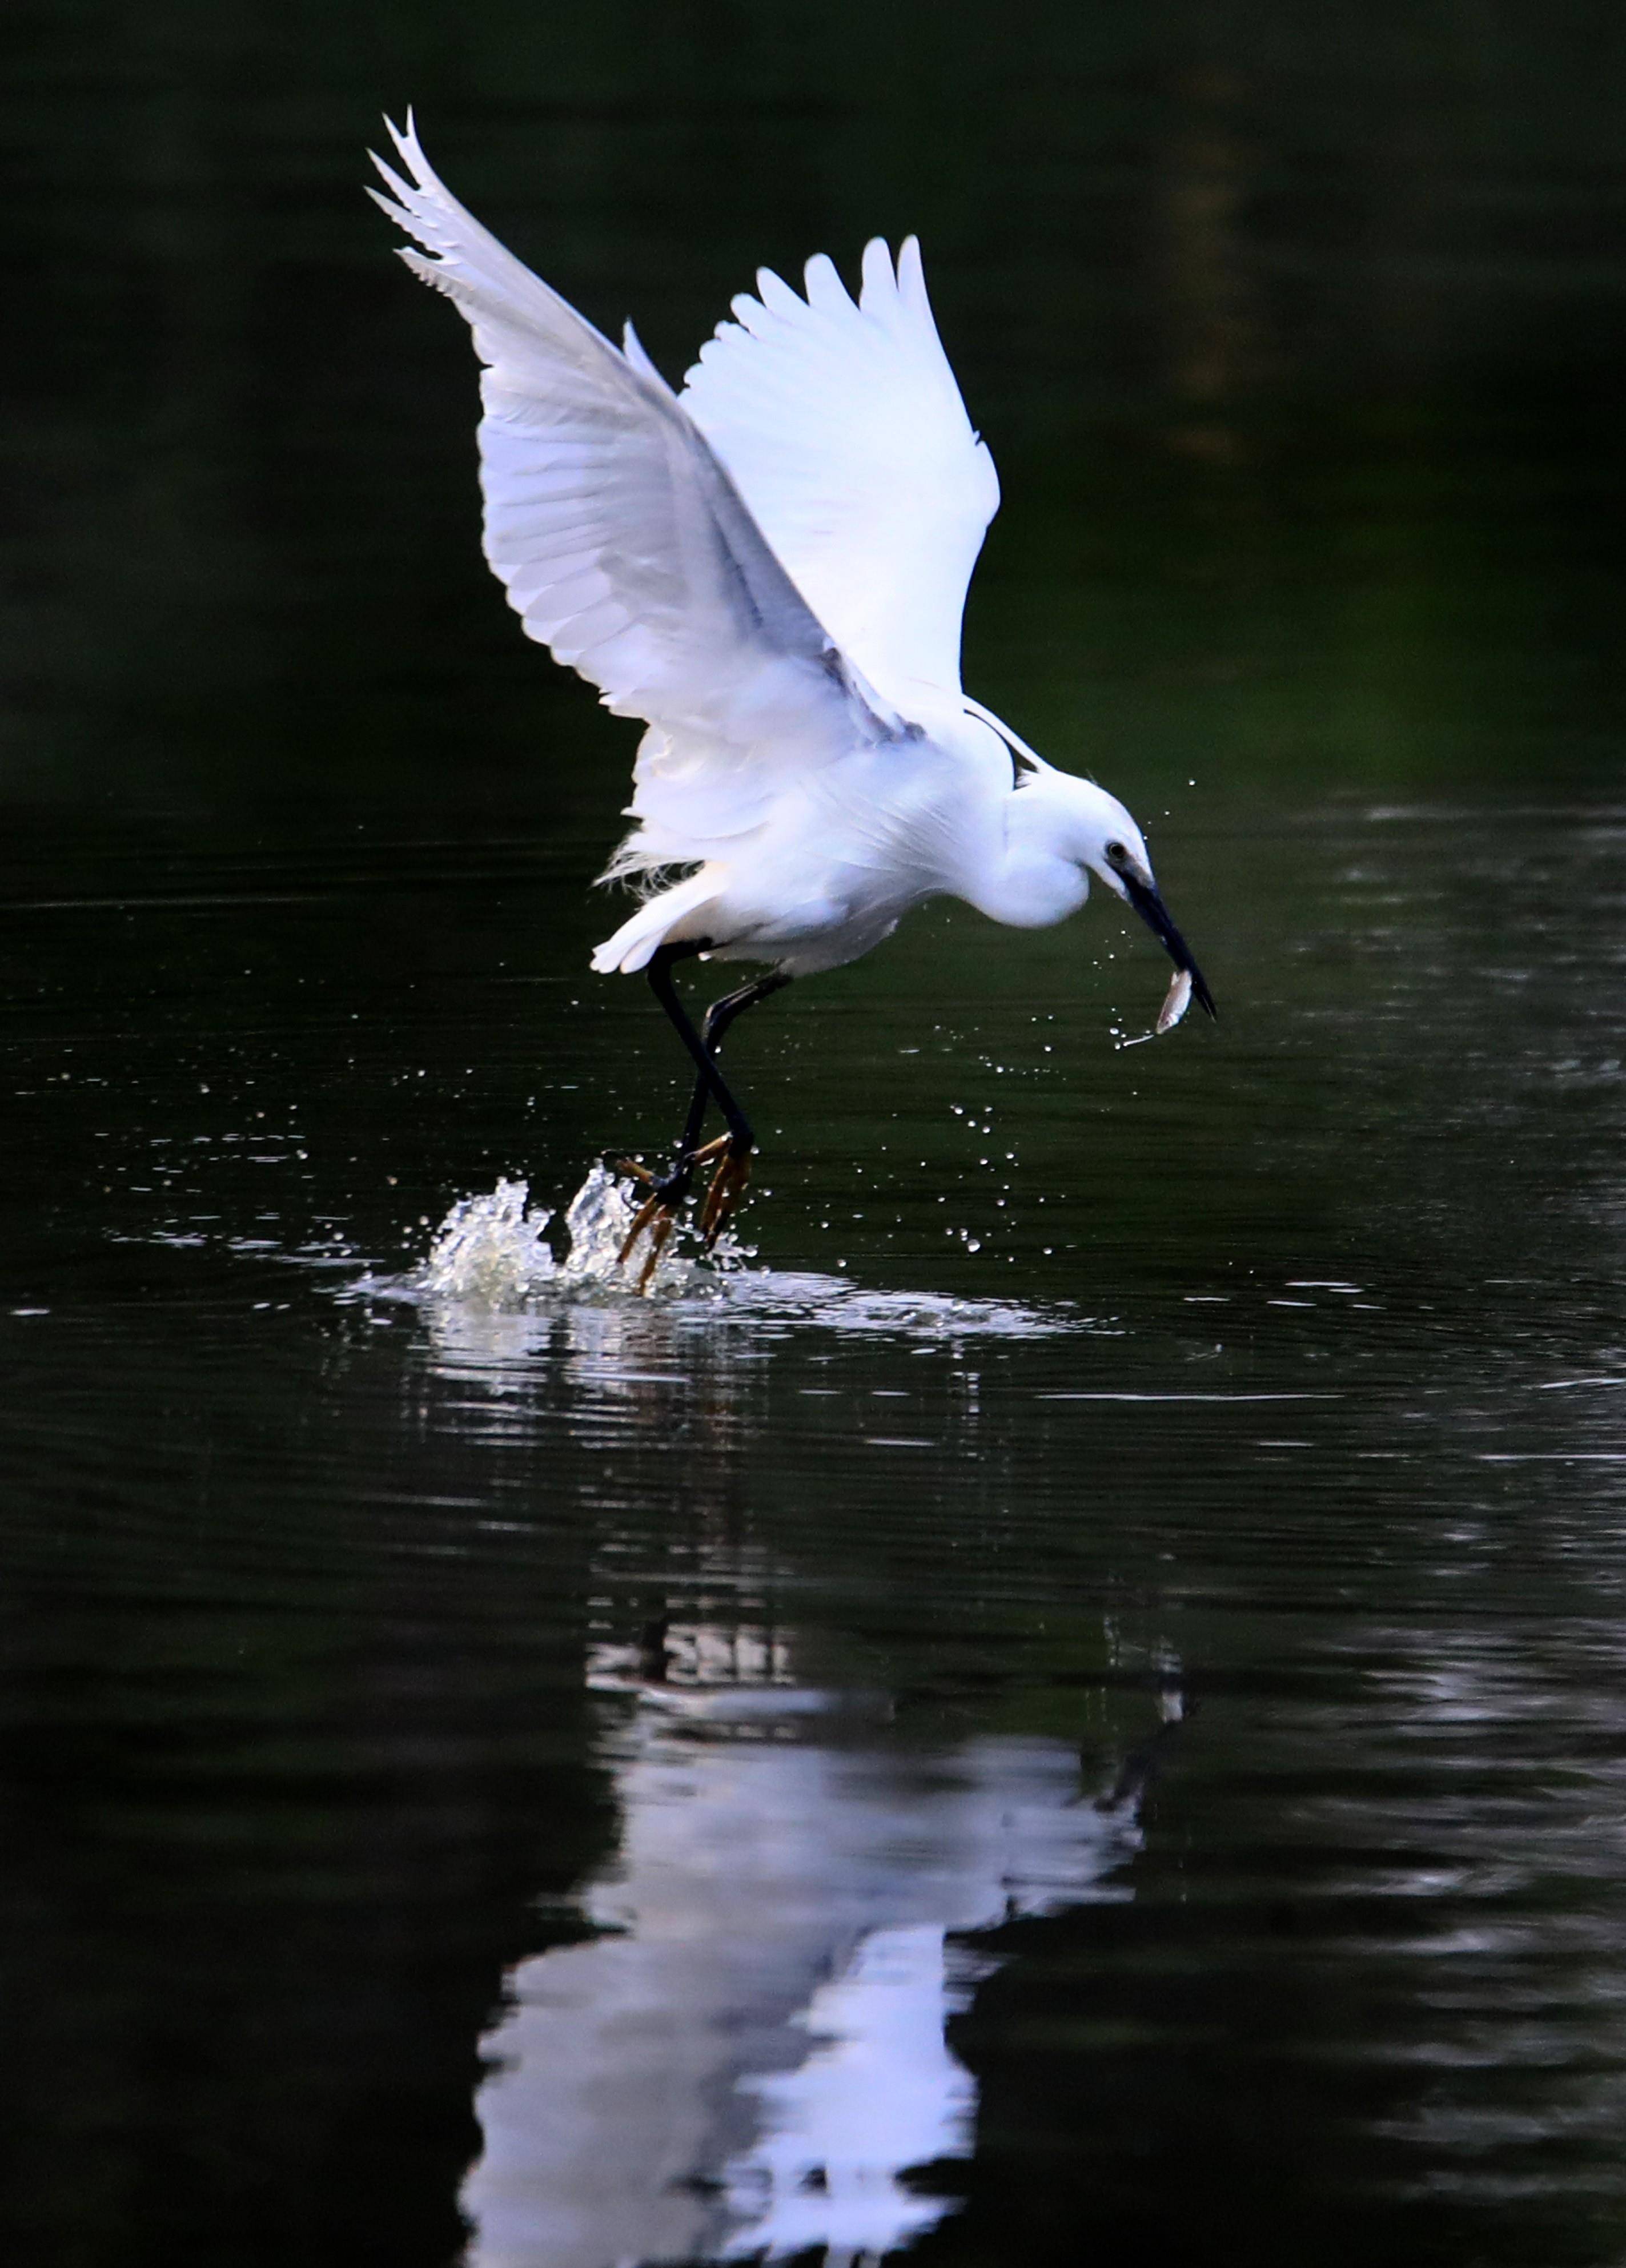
<box><xmin>680</xmin><ymin>233</ymin><xmax>1000</xmax><ymax>717</ymax></box>
<box><xmin>369</xmin><ymin>115</ymin><xmax>902</xmax><ymax>882</ymax></box>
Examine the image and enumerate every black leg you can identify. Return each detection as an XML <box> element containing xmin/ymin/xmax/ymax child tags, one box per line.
<box><xmin>611</xmin><ymin>952</ymin><xmax>790</xmax><ymax>1280</ymax></box>
<box><xmin>645</xmin><ymin>945</ymin><xmax>761</xmax><ymax>1155</ymax></box>
<box><xmin>668</xmin><ymin>970</ymin><xmax>792</xmax><ymax>1168</ymax></box>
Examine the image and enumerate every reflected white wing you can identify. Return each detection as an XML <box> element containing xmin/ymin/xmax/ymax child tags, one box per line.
<box><xmin>678</xmin><ymin>236</ymin><xmax>1001</xmax><ymax>718</ymax></box>
<box><xmin>368</xmin><ymin>118</ymin><xmax>897</xmax><ymax>819</ymax></box>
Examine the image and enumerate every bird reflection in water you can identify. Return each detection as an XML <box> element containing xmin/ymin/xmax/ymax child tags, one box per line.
<box><xmin>461</xmin><ymin>1610</ymin><xmax>1173</xmax><ymax>2267</ymax></box>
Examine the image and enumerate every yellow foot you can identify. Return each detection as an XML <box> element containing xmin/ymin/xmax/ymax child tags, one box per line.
<box><xmin>611</xmin><ymin>1137</ymin><xmax>748</xmax><ymax>1287</ymax></box>
<box><xmin>617</xmin><ymin>1196</ymin><xmax>677</xmax><ymax>1292</ymax></box>
<box><xmin>698</xmin><ymin>1140</ymin><xmax>752</xmax><ymax>1248</ymax></box>
<box><xmin>610</xmin><ymin>1139</ymin><xmax>716</xmax><ymax>1289</ymax></box>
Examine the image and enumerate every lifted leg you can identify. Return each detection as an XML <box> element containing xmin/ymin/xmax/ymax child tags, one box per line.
<box><xmin>612</xmin><ymin>951</ymin><xmax>790</xmax><ymax>1282</ymax></box>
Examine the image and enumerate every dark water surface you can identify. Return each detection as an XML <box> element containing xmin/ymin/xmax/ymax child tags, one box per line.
<box><xmin>7</xmin><ymin>6</ymin><xmax>1626</xmax><ymax>2265</ymax></box>
<box><xmin>5</xmin><ymin>787</ymin><xmax>1626</xmax><ymax>2267</ymax></box>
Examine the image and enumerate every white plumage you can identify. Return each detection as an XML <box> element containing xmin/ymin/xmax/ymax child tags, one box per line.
<box><xmin>370</xmin><ymin>116</ymin><xmax>1212</xmax><ymax>1255</ymax></box>
<box><xmin>678</xmin><ymin>234</ymin><xmax>1001</xmax><ymax>718</ymax></box>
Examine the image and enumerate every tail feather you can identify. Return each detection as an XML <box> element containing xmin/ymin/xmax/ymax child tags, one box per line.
<box><xmin>591</xmin><ymin>870</ymin><xmax>723</xmax><ymax>974</ymax></box>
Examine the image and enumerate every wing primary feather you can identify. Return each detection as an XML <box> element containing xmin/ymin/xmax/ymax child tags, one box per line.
<box><xmin>802</xmin><ymin>252</ymin><xmax>856</xmax><ymax>316</ymax></box>
<box><xmin>895</xmin><ymin>235</ymin><xmax>933</xmax><ymax>319</ymax></box>
<box><xmin>372</xmin><ymin>114</ymin><xmax>813</xmax><ymax>662</ymax></box>
<box><xmin>754</xmin><ymin>269</ymin><xmax>805</xmax><ymax>321</ymax></box>
<box><xmin>679</xmin><ymin>228</ymin><xmax>1000</xmax><ymax>711</ymax></box>
<box><xmin>620</xmin><ymin>319</ymin><xmax>665</xmax><ymax>387</ymax></box>
<box><xmin>372</xmin><ymin>116</ymin><xmax>912</xmax><ymax>887</ymax></box>
<box><xmin>858</xmin><ymin>238</ymin><xmax>901</xmax><ymax>327</ymax></box>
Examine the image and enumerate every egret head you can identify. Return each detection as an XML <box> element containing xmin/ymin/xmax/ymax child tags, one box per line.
<box><xmin>1052</xmin><ymin>774</ymin><xmax>1218</xmax><ymax>1022</ymax></box>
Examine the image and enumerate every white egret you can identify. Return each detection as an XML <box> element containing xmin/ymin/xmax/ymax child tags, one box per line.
<box><xmin>370</xmin><ymin>118</ymin><xmax>1215</xmax><ymax>1277</ymax></box>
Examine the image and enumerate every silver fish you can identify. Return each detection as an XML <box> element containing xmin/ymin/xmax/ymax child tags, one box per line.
<box><xmin>1156</xmin><ymin>967</ymin><xmax>1193</xmax><ymax>1036</ymax></box>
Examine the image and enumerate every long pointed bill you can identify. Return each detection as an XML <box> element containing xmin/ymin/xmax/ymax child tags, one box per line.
<box><xmin>1121</xmin><ymin>868</ymin><xmax>1217</xmax><ymax>1022</ymax></box>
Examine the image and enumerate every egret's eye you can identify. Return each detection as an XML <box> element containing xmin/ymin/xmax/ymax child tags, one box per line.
<box><xmin>1105</xmin><ymin>841</ymin><xmax>1129</xmax><ymax>866</ymax></box>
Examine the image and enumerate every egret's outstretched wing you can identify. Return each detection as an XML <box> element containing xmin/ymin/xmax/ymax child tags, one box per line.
<box><xmin>369</xmin><ymin>118</ymin><xmax>897</xmax><ymax>848</ymax></box>
<box><xmin>677</xmin><ymin>238</ymin><xmax>1000</xmax><ymax>719</ymax></box>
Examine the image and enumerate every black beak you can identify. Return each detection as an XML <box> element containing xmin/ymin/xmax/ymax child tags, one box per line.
<box><xmin>1121</xmin><ymin>866</ymin><xmax>1217</xmax><ymax>1021</ymax></box>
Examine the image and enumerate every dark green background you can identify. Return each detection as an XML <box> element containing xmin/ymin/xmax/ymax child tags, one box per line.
<box><xmin>9</xmin><ymin>0</ymin><xmax>1626</xmax><ymax>815</ymax></box>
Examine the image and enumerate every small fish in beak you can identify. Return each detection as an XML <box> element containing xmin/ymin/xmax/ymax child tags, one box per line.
<box><xmin>1156</xmin><ymin>967</ymin><xmax>1193</xmax><ymax>1035</ymax></box>
<box><xmin>1105</xmin><ymin>842</ymin><xmax>1217</xmax><ymax>1027</ymax></box>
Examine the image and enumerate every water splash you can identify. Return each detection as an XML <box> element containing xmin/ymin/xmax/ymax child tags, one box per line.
<box><xmin>387</xmin><ymin>1161</ymin><xmax>1109</xmax><ymax>1350</ymax></box>
<box><xmin>420</xmin><ymin>1163</ymin><xmax>726</xmax><ymax>1308</ymax></box>
<box><xmin>133</xmin><ymin>1165</ymin><xmax>1101</xmax><ymax>1344</ymax></box>
<box><xmin>421</xmin><ymin>1177</ymin><xmax>558</xmax><ymax>1303</ymax></box>
<box><xmin>558</xmin><ymin>1163</ymin><xmax>660</xmax><ymax>1288</ymax></box>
